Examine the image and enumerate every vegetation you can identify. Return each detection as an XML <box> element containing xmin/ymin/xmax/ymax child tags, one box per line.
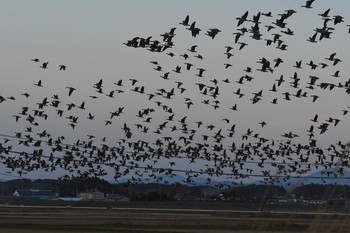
<box><xmin>0</xmin><ymin>207</ymin><xmax>349</xmax><ymax>233</ymax></box>
<box><xmin>1</xmin><ymin>178</ymin><xmax>350</xmax><ymax>204</ymax></box>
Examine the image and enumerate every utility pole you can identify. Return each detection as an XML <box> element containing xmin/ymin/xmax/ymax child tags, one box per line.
<box><xmin>159</xmin><ymin>184</ymin><xmax>162</xmax><ymax>202</ymax></box>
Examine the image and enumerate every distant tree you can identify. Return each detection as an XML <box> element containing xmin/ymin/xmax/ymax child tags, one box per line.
<box><xmin>222</xmin><ymin>185</ymin><xmax>286</xmax><ymax>202</ymax></box>
<box><xmin>291</xmin><ymin>184</ymin><xmax>350</xmax><ymax>200</ymax></box>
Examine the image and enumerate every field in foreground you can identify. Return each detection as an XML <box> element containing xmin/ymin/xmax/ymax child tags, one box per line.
<box><xmin>0</xmin><ymin>203</ymin><xmax>350</xmax><ymax>233</ymax></box>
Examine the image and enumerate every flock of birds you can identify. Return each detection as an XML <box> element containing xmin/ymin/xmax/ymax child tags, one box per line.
<box><xmin>1</xmin><ymin>0</ymin><xmax>350</xmax><ymax>187</ymax></box>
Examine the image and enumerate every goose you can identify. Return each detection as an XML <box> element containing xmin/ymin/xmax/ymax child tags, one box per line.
<box><xmin>40</xmin><ymin>62</ymin><xmax>48</xmax><ymax>69</ymax></box>
<box><xmin>301</xmin><ymin>0</ymin><xmax>315</xmax><ymax>9</ymax></box>
<box><xmin>187</xmin><ymin>45</ymin><xmax>197</xmax><ymax>53</ymax></box>
<box><xmin>307</xmin><ymin>33</ymin><xmax>317</xmax><ymax>43</ymax></box>
<box><xmin>196</xmin><ymin>68</ymin><xmax>205</xmax><ymax>77</ymax></box>
<box><xmin>34</xmin><ymin>80</ymin><xmax>43</xmax><ymax>87</ymax></box>
<box><xmin>66</xmin><ymin>87</ymin><xmax>76</xmax><ymax>96</ymax></box>
<box><xmin>318</xmin><ymin>9</ymin><xmax>330</xmax><ymax>18</ymax></box>
<box><xmin>184</xmin><ymin>63</ymin><xmax>193</xmax><ymax>70</ymax></box>
<box><xmin>236</xmin><ymin>11</ymin><xmax>249</xmax><ymax>26</ymax></box>
<box><xmin>179</xmin><ymin>15</ymin><xmax>190</xmax><ymax>26</ymax></box>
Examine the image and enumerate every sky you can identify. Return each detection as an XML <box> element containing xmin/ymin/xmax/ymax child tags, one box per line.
<box><xmin>0</xmin><ymin>0</ymin><xmax>350</xmax><ymax>184</ymax></box>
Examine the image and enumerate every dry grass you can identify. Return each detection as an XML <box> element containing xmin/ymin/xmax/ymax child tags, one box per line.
<box><xmin>0</xmin><ymin>205</ymin><xmax>350</xmax><ymax>233</ymax></box>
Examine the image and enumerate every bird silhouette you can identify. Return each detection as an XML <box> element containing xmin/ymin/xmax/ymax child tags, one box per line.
<box><xmin>66</xmin><ymin>87</ymin><xmax>76</xmax><ymax>96</ymax></box>
<box><xmin>302</xmin><ymin>0</ymin><xmax>315</xmax><ymax>9</ymax></box>
<box><xmin>179</xmin><ymin>15</ymin><xmax>190</xmax><ymax>26</ymax></box>
<box><xmin>40</xmin><ymin>62</ymin><xmax>49</xmax><ymax>69</ymax></box>
<box><xmin>236</xmin><ymin>11</ymin><xmax>249</xmax><ymax>26</ymax></box>
<box><xmin>196</xmin><ymin>68</ymin><xmax>205</xmax><ymax>77</ymax></box>
<box><xmin>34</xmin><ymin>80</ymin><xmax>43</xmax><ymax>87</ymax></box>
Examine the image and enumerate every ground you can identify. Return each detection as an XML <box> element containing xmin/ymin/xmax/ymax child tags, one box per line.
<box><xmin>0</xmin><ymin>202</ymin><xmax>350</xmax><ymax>232</ymax></box>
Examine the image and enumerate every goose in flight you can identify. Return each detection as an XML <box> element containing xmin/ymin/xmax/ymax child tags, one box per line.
<box><xmin>154</xmin><ymin>66</ymin><xmax>162</xmax><ymax>71</ymax></box>
<box><xmin>66</xmin><ymin>87</ymin><xmax>76</xmax><ymax>96</ymax></box>
<box><xmin>325</xmin><ymin>52</ymin><xmax>336</xmax><ymax>61</ymax></box>
<box><xmin>294</xmin><ymin>60</ymin><xmax>302</xmax><ymax>69</ymax></box>
<box><xmin>187</xmin><ymin>45</ymin><xmax>198</xmax><ymax>53</ymax></box>
<box><xmin>265</xmin><ymin>25</ymin><xmax>275</xmax><ymax>32</ymax></box>
<box><xmin>306</xmin><ymin>60</ymin><xmax>317</xmax><ymax>69</ymax></box>
<box><xmin>259</xmin><ymin>121</ymin><xmax>267</xmax><ymax>128</ymax></box>
<box><xmin>333</xmin><ymin>58</ymin><xmax>342</xmax><ymax>66</ymax></box>
<box><xmin>307</xmin><ymin>32</ymin><xmax>317</xmax><ymax>43</ymax></box>
<box><xmin>318</xmin><ymin>9</ymin><xmax>330</xmax><ymax>18</ymax></box>
<box><xmin>270</xmin><ymin>98</ymin><xmax>278</xmax><ymax>104</ymax></box>
<box><xmin>184</xmin><ymin>63</ymin><xmax>193</xmax><ymax>70</ymax></box>
<box><xmin>310</xmin><ymin>95</ymin><xmax>319</xmax><ymax>102</ymax></box>
<box><xmin>243</xmin><ymin>67</ymin><xmax>252</xmax><ymax>73</ymax></box>
<box><xmin>224</xmin><ymin>63</ymin><xmax>232</xmax><ymax>69</ymax></box>
<box><xmin>236</xmin><ymin>11</ymin><xmax>249</xmax><ymax>27</ymax></box>
<box><xmin>194</xmin><ymin>54</ymin><xmax>203</xmax><ymax>60</ymax></box>
<box><xmin>224</xmin><ymin>46</ymin><xmax>233</xmax><ymax>53</ymax></box>
<box><xmin>331</xmin><ymin>70</ymin><xmax>340</xmax><ymax>77</ymax></box>
<box><xmin>318</xmin><ymin>123</ymin><xmax>329</xmax><ymax>134</ymax></box>
<box><xmin>166</xmin><ymin>52</ymin><xmax>175</xmax><ymax>57</ymax></box>
<box><xmin>40</xmin><ymin>62</ymin><xmax>49</xmax><ymax>69</ymax></box>
<box><xmin>277</xmin><ymin>44</ymin><xmax>288</xmax><ymax>51</ymax></box>
<box><xmin>114</xmin><ymin>79</ymin><xmax>123</xmax><ymax>86</ymax></box>
<box><xmin>302</xmin><ymin>0</ymin><xmax>315</xmax><ymax>9</ymax></box>
<box><xmin>173</xmin><ymin>66</ymin><xmax>181</xmax><ymax>73</ymax></box>
<box><xmin>179</xmin><ymin>15</ymin><xmax>190</xmax><ymax>26</ymax></box>
<box><xmin>129</xmin><ymin>79</ymin><xmax>138</xmax><ymax>86</ymax></box>
<box><xmin>262</xmin><ymin>12</ymin><xmax>272</xmax><ymax>17</ymax></box>
<box><xmin>250</xmin><ymin>12</ymin><xmax>261</xmax><ymax>24</ymax></box>
<box><xmin>333</xmin><ymin>15</ymin><xmax>344</xmax><ymax>25</ymax></box>
<box><xmin>206</xmin><ymin>28</ymin><xmax>221</xmax><ymax>39</ymax></box>
<box><xmin>87</xmin><ymin>113</ymin><xmax>95</xmax><ymax>120</ymax></box>
<box><xmin>77</xmin><ymin>101</ymin><xmax>85</xmax><ymax>110</ymax></box>
<box><xmin>160</xmin><ymin>72</ymin><xmax>170</xmax><ymax>79</ymax></box>
<box><xmin>180</xmin><ymin>53</ymin><xmax>189</xmax><ymax>60</ymax></box>
<box><xmin>94</xmin><ymin>79</ymin><xmax>103</xmax><ymax>90</ymax></box>
<box><xmin>238</xmin><ymin>42</ymin><xmax>248</xmax><ymax>50</ymax></box>
<box><xmin>281</xmin><ymin>28</ymin><xmax>294</xmax><ymax>35</ymax></box>
<box><xmin>34</xmin><ymin>80</ymin><xmax>43</xmax><ymax>87</ymax></box>
<box><xmin>224</xmin><ymin>52</ymin><xmax>233</xmax><ymax>59</ymax></box>
<box><xmin>196</xmin><ymin>68</ymin><xmax>205</xmax><ymax>77</ymax></box>
<box><xmin>187</xmin><ymin>21</ymin><xmax>201</xmax><ymax>37</ymax></box>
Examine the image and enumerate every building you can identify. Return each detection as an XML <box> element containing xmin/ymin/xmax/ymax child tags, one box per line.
<box><xmin>78</xmin><ymin>190</ymin><xmax>105</xmax><ymax>200</ymax></box>
<box><xmin>13</xmin><ymin>189</ymin><xmax>57</xmax><ymax>200</ymax></box>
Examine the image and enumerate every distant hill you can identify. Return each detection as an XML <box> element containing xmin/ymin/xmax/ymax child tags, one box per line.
<box><xmin>111</xmin><ymin>174</ymin><xmax>238</xmax><ymax>188</ymax></box>
<box><xmin>283</xmin><ymin>168</ymin><xmax>350</xmax><ymax>189</ymax></box>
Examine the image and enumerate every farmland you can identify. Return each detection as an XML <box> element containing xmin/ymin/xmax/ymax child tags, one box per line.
<box><xmin>0</xmin><ymin>202</ymin><xmax>350</xmax><ymax>233</ymax></box>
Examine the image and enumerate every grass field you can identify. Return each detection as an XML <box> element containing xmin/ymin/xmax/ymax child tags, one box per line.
<box><xmin>0</xmin><ymin>202</ymin><xmax>350</xmax><ymax>232</ymax></box>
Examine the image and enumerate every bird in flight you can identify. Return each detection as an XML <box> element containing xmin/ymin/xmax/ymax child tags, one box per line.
<box><xmin>34</xmin><ymin>80</ymin><xmax>43</xmax><ymax>87</ymax></box>
<box><xmin>236</xmin><ymin>11</ymin><xmax>249</xmax><ymax>27</ymax></box>
<box><xmin>66</xmin><ymin>87</ymin><xmax>76</xmax><ymax>96</ymax></box>
<box><xmin>302</xmin><ymin>0</ymin><xmax>315</xmax><ymax>9</ymax></box>
<box><xmin>40</xmin><ymin>62</ymin><xmax>49</xmax><ymax>69</ymax></box>
<box><xmin>59</xmin><ymin>65</ymin><xmax>66</xmax><ymax>71</ymax></box>
<box><xmin>179</xmin><ymin>15</ymin><xmax>190</xmax><ymax>26</ymax></box>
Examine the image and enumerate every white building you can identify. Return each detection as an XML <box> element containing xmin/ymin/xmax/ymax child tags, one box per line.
<box><xmin>78</xmin><ymin>190</ymin><xmax>105</xmax><ymax>200</ymax></box>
